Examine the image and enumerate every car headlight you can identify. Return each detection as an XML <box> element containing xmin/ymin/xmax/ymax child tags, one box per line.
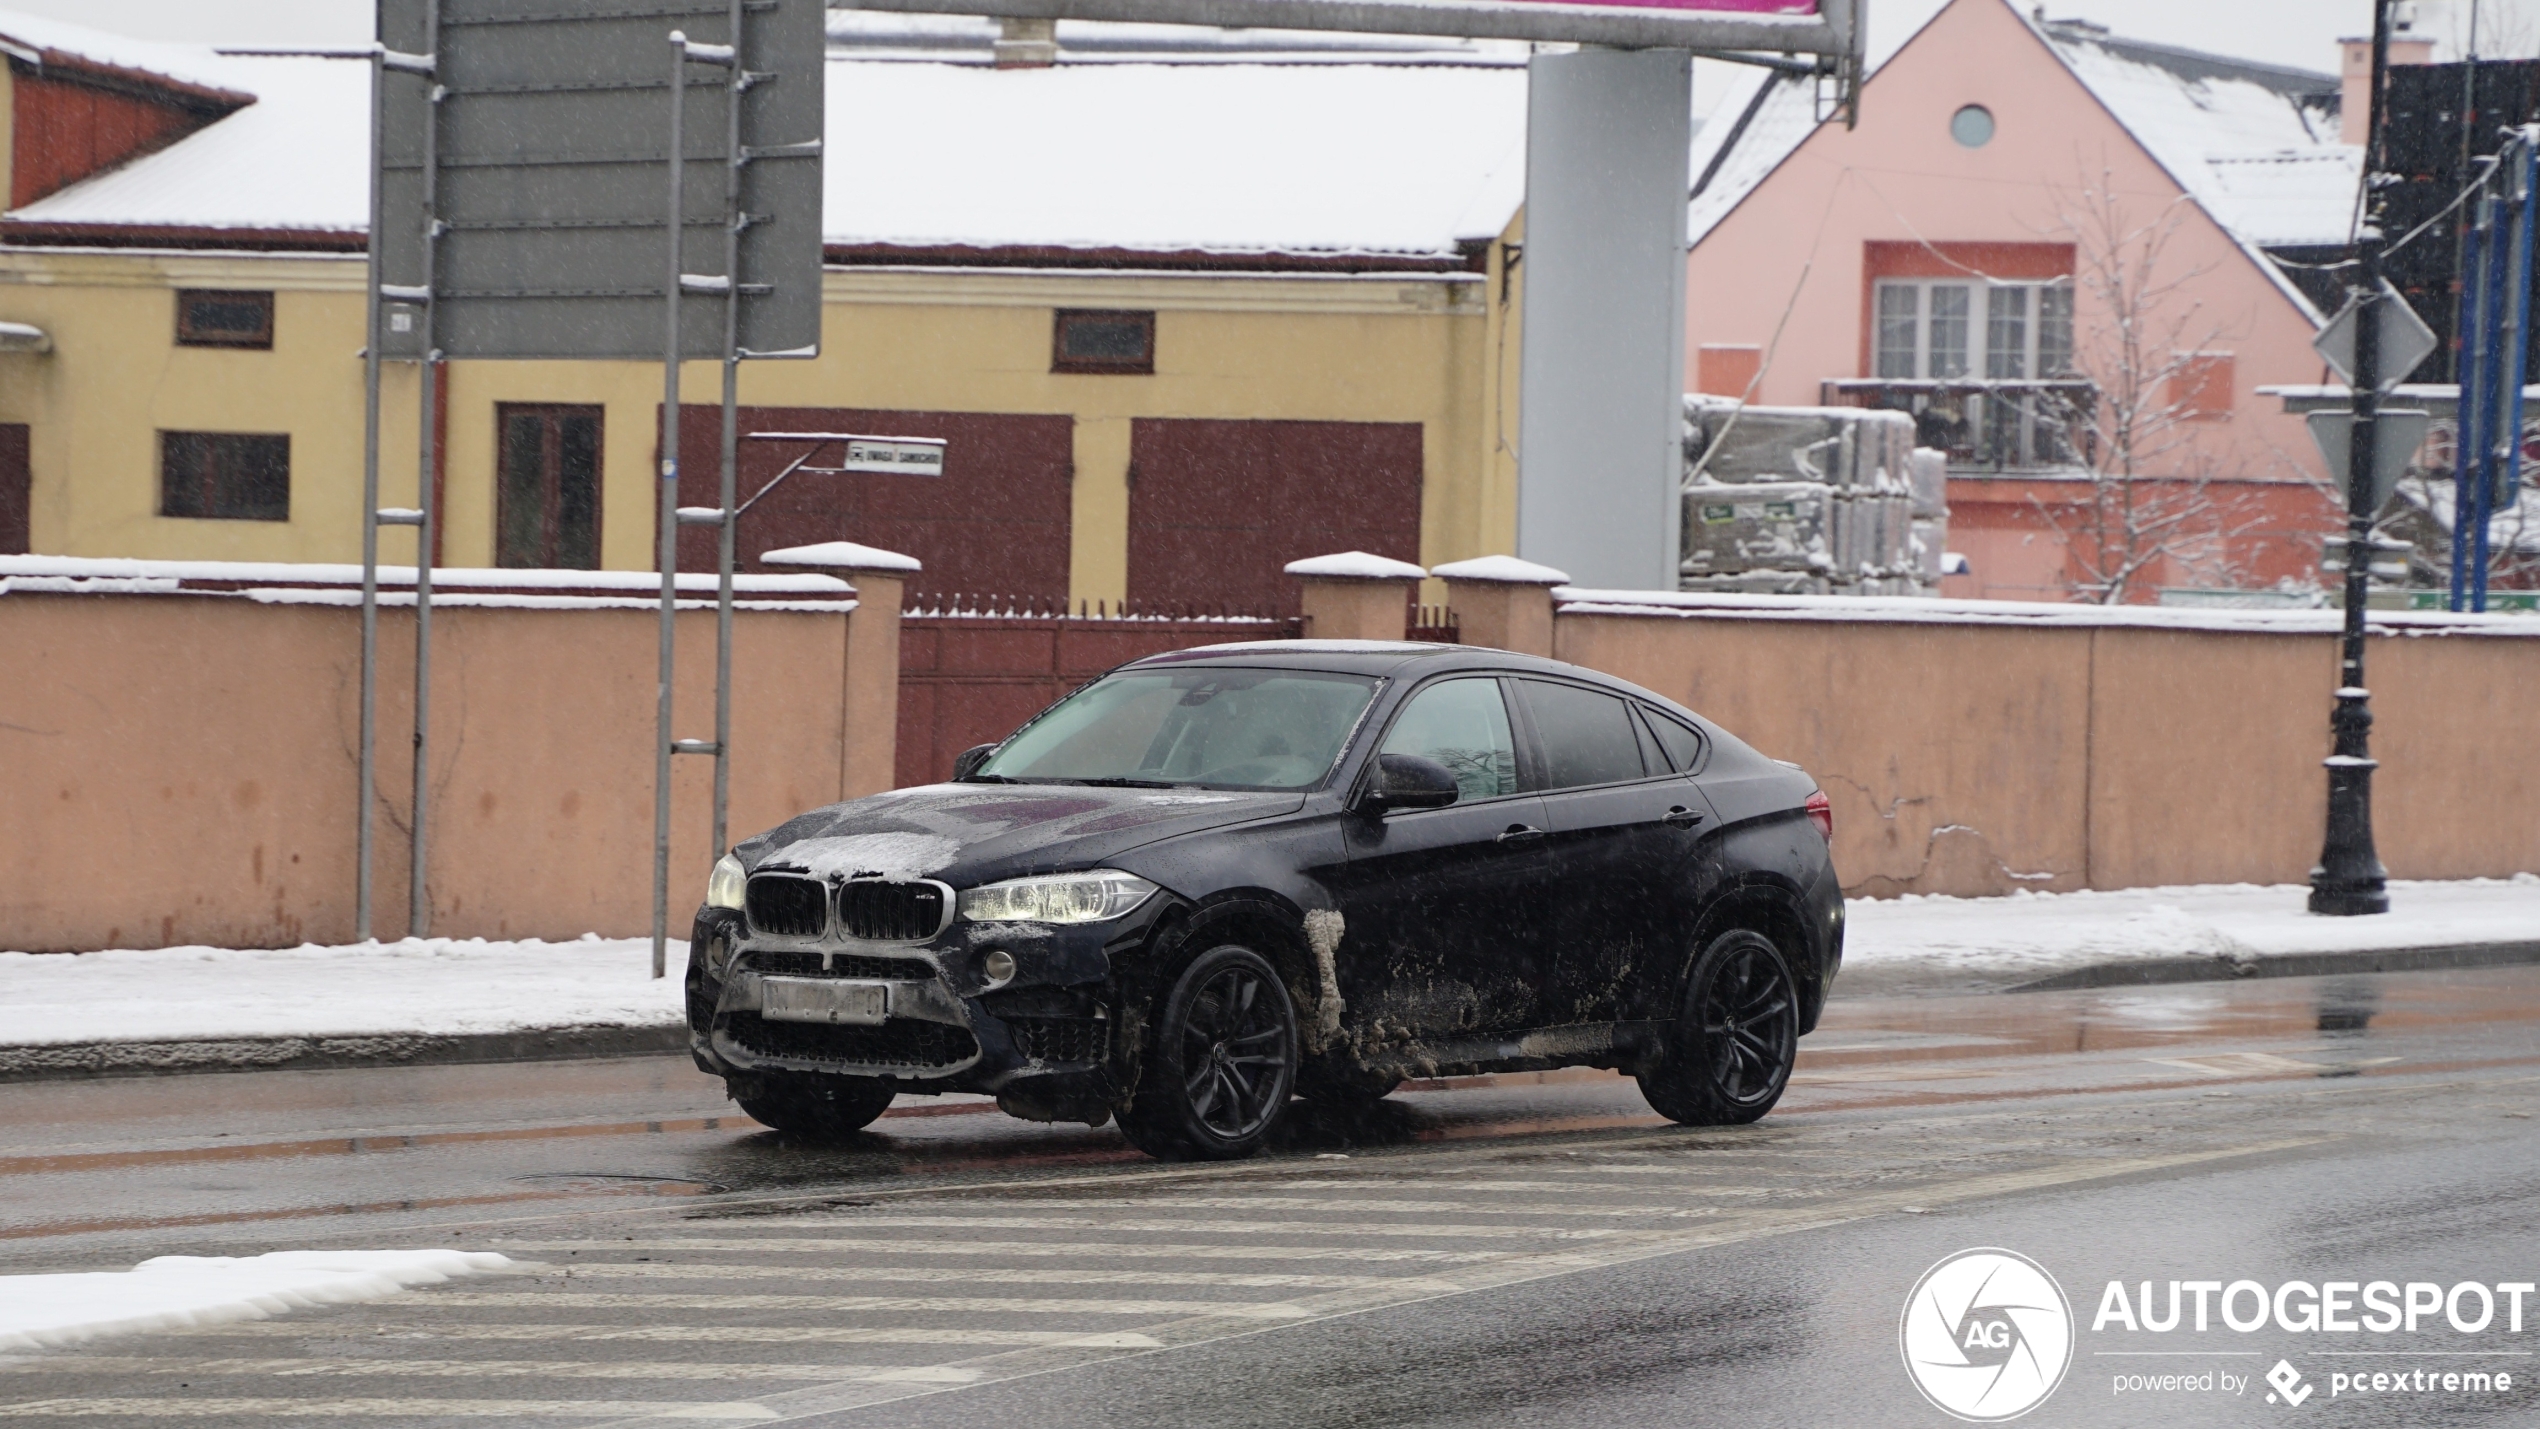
<box><xmin>958</xmin><ymin>870</ymin><xmax>1157</xmax><ymax>924</ymax></box>
<box><xmin>706</xmin><ymin>853</ymin><xmax>747</xmax><ymax>911</ymax></box>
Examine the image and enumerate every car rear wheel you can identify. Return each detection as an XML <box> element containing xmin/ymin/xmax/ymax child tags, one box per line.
<box><xmin>733</xmin><ymin>1075</ymin><xmax>898</xmax><ymax>1139</ymax></box>
<box><xmin>1117</xmin><ymin>944</ymin><xmax>1298</xmax><ymax>1160</ymax></box>
<box><xmin>1637</xmin><ymin>928</ymin><xmax>1798</xmax><ymax>1126</ymax></box>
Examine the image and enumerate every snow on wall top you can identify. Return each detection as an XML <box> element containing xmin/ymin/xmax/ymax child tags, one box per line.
<box><xmin>0</xmin><ymin>554</ymin><xmax>849</xmax><ymax>594</ymax></box>
<box><xmin>1554</xmin><ymin>586</ymin><xmax>2540</xmax><ymax>637</ymax></box>
<box><xmin>1431</xmin><ymin>554</ymin><xmax>1571</xmax><ymax>585</ymax></box>
<box><xmin>1284</xmin><ymin>551</ymin><xmax>1428</xmax><ymax>580</ymax></box>
<box><xmin>0</xmin><ymin>9</ymin><xmax>251</xmax><ymax>97</ymax></box>
<box><xmin>10</xmin><ymin>54</ymin><xmax>1528</xmax><ymax>260</ymax></box>
<box><xmin>760</xmin><ymin>541</ymin><xmax>924</xmax><ymax>573</ymax></box>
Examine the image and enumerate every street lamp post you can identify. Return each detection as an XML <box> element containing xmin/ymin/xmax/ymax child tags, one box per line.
<box><xmin>2309</xmin><ymin>0</ymin><xmax>2394</xmax><ymax>918</ymax></box>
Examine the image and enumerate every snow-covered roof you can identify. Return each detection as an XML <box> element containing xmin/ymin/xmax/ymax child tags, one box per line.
<box><xmin>1687</xmin><ymin>1</ymin><xmax>2360</xmax><ymax>258</ymax></box>
<box><xmin>822</xmin><ymin>62</ymin><xmax>1523</xmax><ymax>260</ymax></box>
<box><xmin>6</xmin><ymin>46</ymin><xmax>1527</xmax><ymax>263</ymax></box>
<box><xmin>0</xmin><ymin>9</ymin><xmax>252</xmax><ymax>100</ymax></box>
<box><xmin>8</xmin><ymin>54</ymin><xmax>366</xmax><ymax>239</ymax></box>
<box><xmin>760</xmin><ymin>541</ymin><xmax>924</xmax><ymax>573</ymax></box>
<box><xmin>1431</xmin><ymin>554</ymin><xmax>1571</xmax><ymax>585</ymax></box>
<box><xmin>2036</xmin><ymin>17</ymin><xmax>2356</xmax><ymax>250</ymax></box>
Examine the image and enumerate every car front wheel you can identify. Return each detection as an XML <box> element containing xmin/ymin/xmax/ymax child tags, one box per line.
<box><xmin>1637</xmin><ymin>928</ymin><xmax>1799</xmax><ymax>1126</ymax></box>
<box><xmin>1118</xmin><ymin>944</ymin><xmax>1299</xmax><ymax>1160</ymax></box>
<box><xmin>733</xmin><ymin>1075</ymin><xmax>898</xmax><ymax>1139</ymax></box>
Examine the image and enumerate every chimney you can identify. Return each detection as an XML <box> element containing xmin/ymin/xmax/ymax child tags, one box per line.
<box><xmin>993</xmin><ymin>16</ymin><xmax>1057</xmax><ymax>69</ymax></box>
<box><xmin>2341</xmin><ymin>27</ymin><xmax>2437</xmax><ymax>145</ymax></box>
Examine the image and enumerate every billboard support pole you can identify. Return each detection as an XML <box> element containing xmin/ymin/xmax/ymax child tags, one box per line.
<box><xmin>409</xmin><ymin>0</ymin><xmax>444</xmax><ymax>940</ymax></box>
<box><xmin>713</xmin><ymin>0</ymin><xmax>746</xmax><ymax>869</ymax></box>
<box><xmin>357</xmin><ymin>45</ymin><xmax>389</xmax><ymax>944</ymax></box>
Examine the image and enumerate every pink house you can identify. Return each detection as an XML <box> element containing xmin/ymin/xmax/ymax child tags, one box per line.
<box><xmin>1684</xmin><ymin>0</ymin><xmax>2417</xmax><ymax>602</ymax></box>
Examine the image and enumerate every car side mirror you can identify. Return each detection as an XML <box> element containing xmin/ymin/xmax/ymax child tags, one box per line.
<box><xmin>1358</xmin><ymin>753</ymin><xmax>1460</xmax><ymax>815</ymax></box>
<box><xmin>951</xmin><ymin>744</ymin><xmax>999</xmax><ymax>782</ymax></box>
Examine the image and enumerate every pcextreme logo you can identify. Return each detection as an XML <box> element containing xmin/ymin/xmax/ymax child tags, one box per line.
<box><xmin>1900</xmin><ymin>1248</ymin><xmax>2077</xmax><ymax>1422</ymax></box>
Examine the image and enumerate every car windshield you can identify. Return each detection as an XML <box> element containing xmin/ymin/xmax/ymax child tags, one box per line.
<box><xmin>976</xmin><ymin>667</ymin><xmax>1380</xmax><ymax>791</ymax></box>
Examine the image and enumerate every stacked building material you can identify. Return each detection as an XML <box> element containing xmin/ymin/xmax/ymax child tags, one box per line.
<box><xmin>1680</xmin><ymin>396</ymin><xmax>1945</xmax><ymax>595</ymax></box>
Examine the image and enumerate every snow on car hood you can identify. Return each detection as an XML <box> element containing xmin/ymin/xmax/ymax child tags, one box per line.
<box><xmin>738</xmin><ymin>783</ymin><xmax>1306</xmax><ymax>888</ymax></box>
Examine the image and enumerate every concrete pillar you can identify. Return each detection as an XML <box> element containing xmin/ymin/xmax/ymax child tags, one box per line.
<box><xmin>1433</xmin><ymin>554</ymin><xmax>1569</xmax><ymax>656</ymax></box>
<box><xmin>762</xmin><ymin>540</ymin><xmax>920</xmax><ymax>797</ymax></box>
<box><xmin>1516</xmin><ymin>47</ymin><xmax>1692</xmax><ymax>592</ymax></box>
<box><xmin>1285</xmin><ymin>551</ymin><xmax>1425</xmax><ymax>641</ymax></box>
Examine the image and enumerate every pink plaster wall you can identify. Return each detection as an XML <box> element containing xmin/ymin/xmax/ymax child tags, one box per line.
<box><xmin>1686</xmin><ymin>0</ymin><xmax>2335</xmax><ymax>491</ymax></box>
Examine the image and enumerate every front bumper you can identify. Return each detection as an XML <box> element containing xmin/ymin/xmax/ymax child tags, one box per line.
<box><xmin>686</xmin><ymin>894</ymin><xmax>1166</xmax><ymax>1096</ymax></box>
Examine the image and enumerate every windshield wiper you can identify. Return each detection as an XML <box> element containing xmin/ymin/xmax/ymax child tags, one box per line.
<box><xmin>1060</xmin><ymin>777</ymin><xmax>1183</xmax><ymax>789</ymax></box>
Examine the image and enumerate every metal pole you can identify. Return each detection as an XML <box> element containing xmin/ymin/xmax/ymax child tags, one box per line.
<box><xmin>358</xmin><ymin>46</ymin><xmax>387</xmax><ymax>943</ymax></box>
<box><xmin>2504</xmin><ymin>130</ymin><xmax>2537</xmax><ymax>523</ymax></box>
<box><xmin>654</xmin><ymin>31</ymin><xmax>690</xmax><ymax>981</ymax></box>
<box><xmin>410</xmin><ymin>0</ymin><xmax>444</xmax><ymax>939</ymax></box>
<box><xmin>2453</xmin><ymin>203</ymin><xmax>2491</xmax><ymax>611</ymax></box>
<box><xmin>713</xmin><ymin>0</ymin><xmax>745</xmax><ymax>868</ymax></box>
<box><xmin>2475</xmin><ymin>187</ymin><xmax>2512</xmax><ymax>611</ymax></box>
<box><xmin>2308</xmin><ymin>0</ymin><xmax>2393</xmax><ymax>918</ymax></box>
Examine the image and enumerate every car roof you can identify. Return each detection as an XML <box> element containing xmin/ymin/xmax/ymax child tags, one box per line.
<box><xmin>1124</xmin><ymin>641</ymin><xmax>1683</xmax><ymax>710</ymax></box>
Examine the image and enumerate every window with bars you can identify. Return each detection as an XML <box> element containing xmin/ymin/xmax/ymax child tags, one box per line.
<box><xmin>159</xmin><ymin>432</ymin><xmax>290</xmax><ymax>521</ymax></box>
<box><xmin>1874</xmin><ymin>280</ymin><xmax>2072</xmax><ymax>381</ymax></box>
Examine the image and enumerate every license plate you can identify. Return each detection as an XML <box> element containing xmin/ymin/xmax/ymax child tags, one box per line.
<box><xmin>760</xmin><ymin>977</ymin><xmax>888</xmax><ymax>1026</ymax></box>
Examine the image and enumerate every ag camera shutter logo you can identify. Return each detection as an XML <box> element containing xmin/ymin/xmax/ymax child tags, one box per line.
<box><xmin>1901</xmin><ymin>1248</ymin><xmax>2076</xmax><ymax>1421</ymax></box>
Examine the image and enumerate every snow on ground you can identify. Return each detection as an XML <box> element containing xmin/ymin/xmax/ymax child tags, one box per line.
<box><xmin>0</xmin><ymin>937</ymin><xmax>685</xmax><ymax>1047</ymax></box>
<box><xmin>1844</xmin><ymin>876</ymin><xmax>2540</xmax><ymax>981</ymax></box>
<box><xmin>1</xmin><ymin>878</ymin><xmax>2533</xmax><ymax>1049</ymax></box>
<box><xmin>0</xmin><ymin>1250</ymin><xmax>514</xmax><ymax>1352</ymax></box>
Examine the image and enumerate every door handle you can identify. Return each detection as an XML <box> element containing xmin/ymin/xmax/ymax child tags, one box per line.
<box><xmin>1663</xmin><ymin>806</ymin><xmax>1704</xmax><ymax>829</ymax></box>
<box><xmin>1496</xmin><ymin>824</ymin><xmax>1546</xmax><ymax>843</ymax></box>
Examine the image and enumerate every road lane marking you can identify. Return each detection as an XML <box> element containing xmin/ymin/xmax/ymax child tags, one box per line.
<box><xmin>710</xmin><ymin>1215</ymin><xmax>1680</xmax><ymax>1241</ymax></box>
<box><xmin>539</xmin><ymin>1263</ymin><xmax>1398</xmax><ymax>1290</ymax></box>
<box><xmin>416</xmin><ymin>1293</ymin><xmax>1316</xmax><ymax>1319</ymax></box>
<box><xmin>0</xmin><ymin>1400</ymin><xmax>780</xmax><ymax>1420</ymax></box>
<box><xmin>0</xmin><ymin>1360</ymin><xmax>982</xmax><ymax>1384</ymax></box>
<box><xmin>163</xmin><ymin>1325</ymin><xmax>1164</xmax><ymax>1349</ymax></box>
<box><xmin>862</xmin><ymin>1194</ymin><xmax>1788</xmax><ymax>1218</ymax></box>
<box><xmin>495</xmin><ymin>1239</ymin><xmax>1572</xmax><ymax>1266</ymax></box>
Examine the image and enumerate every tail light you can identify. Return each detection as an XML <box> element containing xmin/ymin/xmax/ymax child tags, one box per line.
<box><xmin>1804</xmin><ymin>789</ymin><xmax>1833</xmax><ymax>842</ymax></box>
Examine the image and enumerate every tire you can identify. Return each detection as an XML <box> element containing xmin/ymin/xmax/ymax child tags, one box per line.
<box><xmin>734</xmin><ymin>1075</ymin><xmax>898</xmax><ymax>1139</ymax></box>
<box><xmin>1116</xmin><ymin>944</ymin><xmax>1299</xmax><ymax>1161</ymax></box>
<box><xmin>1636</xmin><ymin>928</ymin><xmax>1799</xmax><ymax>1126</ymax></box>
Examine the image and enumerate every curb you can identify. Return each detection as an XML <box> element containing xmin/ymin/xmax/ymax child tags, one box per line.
<box><xmin>2005</xmin><ymin>939</ymin><xmax>2540</xmax><ymax>992</ymax></box>
<box><xmin>0</xmin><ymin>1023</ymin><xmax>689</xmax><ymax>1084</ymax></box>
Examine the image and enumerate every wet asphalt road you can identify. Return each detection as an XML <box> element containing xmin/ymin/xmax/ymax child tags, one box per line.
<box><xmin>1</xmin><ymin>966</ymin><xmax>2535</xmax><ymax>1427</ymax></box>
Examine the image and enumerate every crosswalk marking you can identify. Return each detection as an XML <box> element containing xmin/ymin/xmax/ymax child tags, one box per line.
<box><xmin>495</xmin><ymin>1238</ymin><xmax>1571</xmax><ymax>1266</ymax></box>
<box><xmin>163</xmin><ymin>1324</ymin><xmax>1165</xmax><ymax>1349</ymax></box>
<box><xmin>0</xmin><ymin>1360</ymin><xmax>982</xmax><ymax>1384</ymax></box>
<box><xmin>543</xmin><ymin>1262</ymin><xmax>1397</xmax><ymax>1290</ymax></box>
<box><xmin>0</xmin><ymin>1400</ymin><xmax>781</xmax><ymax>1421</ymax></box>
<box><xmin>418</xmin><ymin>1292</ymin><xmax>1317</xmax><ymax>1319</ymax></box>
<box><xmin>722</xmin><ymin>1214</ymin><xmax>1676</xmax><ymax>1240</ymax></box>
<box><xmin>966</xmin><ymin>1194</ymin><xmax>1724</xmax><ymax>1218</ymax></box>
<box><xmin>1256</xmin><ymin>1178</ymin><xmax>1786</xmax><ymax>1195</ymax></box>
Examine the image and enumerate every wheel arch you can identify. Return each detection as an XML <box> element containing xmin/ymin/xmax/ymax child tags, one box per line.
<box><xmin>1646</xmin><ymin>878</ymin><xmax>1826</xmax><ymax>1034</ymax></box>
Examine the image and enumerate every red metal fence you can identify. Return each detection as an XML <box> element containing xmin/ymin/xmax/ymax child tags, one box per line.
<box><xmin>895</xmin><ymin>593</ymin><xmax>1300</xmax><ymax>787</ymax></box>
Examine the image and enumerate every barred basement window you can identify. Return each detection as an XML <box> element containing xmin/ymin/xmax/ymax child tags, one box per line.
<box><xmin>160</xmin><ymin>432</ymin><xmax>290</xmax><ymax>521</ymax></box>
<box><xmin>1052</xmin><ymin>309</ymin><xmax>1155</xmax><ymax>374</ymax></box>
<box><xmin>175</xmin><ymin>290</ymin><xmax>275</xmax><ymax>349</ymax></box>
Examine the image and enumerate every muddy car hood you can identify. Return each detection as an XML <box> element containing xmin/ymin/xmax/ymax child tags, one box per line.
<box><xmin>735</xmin><ymin>782</ymin><xmax>1308</xmax><ymax>891</ymax></box>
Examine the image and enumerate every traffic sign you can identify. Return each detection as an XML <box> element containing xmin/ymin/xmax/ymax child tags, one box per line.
<box><xmin>2312</xmin><ymin>281</ymin><xmax>2439</xmax><ymax>392</ymax></box>
<box><xmin>2304</xmin><ymin>408</ymin><xmax>2433</xmax><ymax>513</ymax></box>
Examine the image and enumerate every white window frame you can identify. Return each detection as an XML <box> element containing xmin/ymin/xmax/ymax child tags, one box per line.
<box><xmin>1873</xmin><ymin>279</ymin><xmax>2073</xmax><ymax>381</ymax></box>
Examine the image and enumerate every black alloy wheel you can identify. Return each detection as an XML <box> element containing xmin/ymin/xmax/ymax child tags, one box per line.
<box><xmin>1118</xmin><ymin>944</ymin><xmax>1299</xmax><ymax>1160</ymax></box>
<box><xmin>733</xmin><ymin>1075</ymin><xmax>898</xmax><ymax>1140</ymax></box>
<box><xmin>1637</xmin><ymin>928</ymin><xmax>1799</xmax><ymax>1126</ymax></box>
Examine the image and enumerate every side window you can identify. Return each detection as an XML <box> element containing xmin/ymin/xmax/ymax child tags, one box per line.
<box><xmin>1522</xmin><ymin>680</ymin><xmax>1647</xmax><ymax>790</ymax></box>
<box><xmin>1379</xmin><ymin>678</ymin><xmax>1519</xmax><ymax>802</ymax></box>
<box><xmin>1642</xmin><ymin>708</ymin><xmax>1706</xmax><ymax>772</ymax></box>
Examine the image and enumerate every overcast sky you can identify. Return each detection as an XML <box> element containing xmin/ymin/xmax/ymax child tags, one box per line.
<box><xmin>3</xmin><ymin>0</ymin><xmax>2512</xmax><ymax>104</ymax></box>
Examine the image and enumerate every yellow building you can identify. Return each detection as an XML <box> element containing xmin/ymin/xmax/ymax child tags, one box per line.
<box><xmin>0</xmin><ymin>12</ymin><xmax>1529</xmax><ymax>610</ymax></box>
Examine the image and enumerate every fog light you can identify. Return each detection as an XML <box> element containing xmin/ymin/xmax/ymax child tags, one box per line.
<box><xmin>702</xmin><ymin>934</ymin><xmax>733</xmax><ymax>978</ymax></box>
<box><xmin>980</xmin><ymin>950</ymin><xmax>1017</xmax><ymax>988</ymax></box>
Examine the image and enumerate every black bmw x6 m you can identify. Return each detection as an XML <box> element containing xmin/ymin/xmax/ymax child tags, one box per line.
<box><xmin>687</xmin><ymin>639</ymin><xmax>1843</xmax><ymax>1160</ymax></box>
